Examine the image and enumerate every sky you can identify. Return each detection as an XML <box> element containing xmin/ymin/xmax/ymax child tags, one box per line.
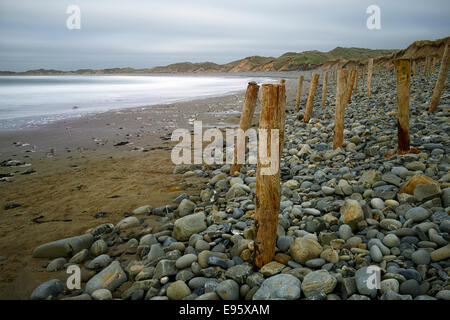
<box><xmin>0</xmin><ymin>0</ymin><xmax>449</xmax><ymax>71</ymax></box>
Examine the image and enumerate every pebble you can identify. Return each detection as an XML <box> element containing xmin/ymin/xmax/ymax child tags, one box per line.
<box><xmin>46</xmin><ymin>258</ymin><xmax>67</xmax><ymax>272</ymax></box>
<box><xmin>382</xmin><ymin>234</ymin><xmax>400</xmax><ymax>248</ymax></box>
<box><xmin>301</xmin><ymin>270</ymin><xmax>337</xmax><ymax>297</ymax></box>
<box><xmin>338</xmin><ymin>224</ymin><xmax>352</xmax><ymax>240</ymax></box>
<box><xmin>253</xmin><ymin>274</ymin><xmax>301</xmax><ymax>300</ymax></box>
<box><xmin>30</xmin><ymin>279</ymin><xmax>64</xmax><ymax>300</ymax></box>
<box><xmin>405</xmin><ymin>207</ymin><xmax>430</xmax><ymax>222</ymax></box>
<box><xmin>91</xmin><ymin>289</ymin><xmax>112</xmax><ymax>300</ymax></box>
<box><xmin>167</xmin><ymin>280</ymin><xmax>192</xmax><ymax>300</ymax></box>
<box><xmin>411</xmin><ymin>249</ymin><xmax>431</xmax><ymax>265</ymax></box>
<box><xmin>216</xmin><ymin>279</ymin><xmax>239</xmax><ymax>300</ymax></box>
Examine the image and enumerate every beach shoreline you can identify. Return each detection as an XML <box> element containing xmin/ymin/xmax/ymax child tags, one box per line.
<box><xmin>0</xmin><ymin>73</ymin><xmax>300</xmax><ymax>299</ymax></box>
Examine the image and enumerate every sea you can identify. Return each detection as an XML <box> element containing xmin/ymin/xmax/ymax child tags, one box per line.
<box><xmin>0</xmin><ymin>74</ymin><xmax>277</xmax><ymax>129</ymax></box>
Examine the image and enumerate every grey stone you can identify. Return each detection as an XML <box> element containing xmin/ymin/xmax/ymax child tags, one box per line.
<box><xmin>154</xmin><ymin>260</ymin><xmax>177</xmax><ymax>279</ymax></box>
<box><xmin>167</xmin><ymin>280</ymin><xmax>192</xmax><ymax>300</ymax></box>
<box><xmin>177</xmin><ymin>199</ymin><xmax>196</xmax><ymax>216</ymax></box>
<box><xmin>85</xmin><ymin>261</ymin><xmax>127</xmax><ymax>294</ymax></box>
<box><xmin>382</xmin><ymin>289</ymin><xmax>412</xmax><ymax>300</ymax></box>
<box><xmin>216</xmin><ymin>279</ymin><xmax>239</xmax><ymax>300</ymax></box>
<box><xmin>414</xmin><ymin>184</ymin><xmax>442</xmax><ymax>202</ymax></box>
<box><xmin>305</xmin><ymin>258</ymin><xmax>326</xmax><ymax>268</ymax></box>
<box><xmin>69</xmin><ymin>249</ymin><xmax>89</xmax><ymax>264</ymax></box>
<box><xmin>32</xmin><ymin>234</ymin><xmax>94</xmax><ymax>258</ymax></box>
<box><xmin>399</xmin><ymin>279</ymin><xmax>421</xmax><ymax>297</ymax></box>
<box><xmin>147</xmin><ymin>244</ymin><xmax>165</xmax><ymax>262</ymax></box>
<box><xmin>370</xmin><ymin>245</ymin><xmax>383</xmax><ymax>263</ymax></box>
<box><xmin>92</xmin><ymin>288</ymin><xmax>112</xmax><ymax>300</ymax></box>
<box><xmin>380</xmin><ymin>279</ymin><xmax>400</xmax><ymax>294</ymax></box>
<box><xmin>355</xmin><ymin>266</ymin><xmax>378</xmax><ymax>298</ymax></box>
<box><xmin>382</xmin><ymin>234</ymin><xmax>400</xmax><ymax>248</ymax></box>
<box><xmin>30</xmin><ymin>279</ymin><xmax>64</xmax><ymax>300</ymax></box>
<box><xmin>132</xmin><ymin>205</ymin><xmax>153</xmax><ymax>215</ymax></box>
<box><xmin>435</xmin><ymin>290</ymin><xmax>450</xmax><ymax>300</ymax></box>
<box><xmin>301</xmin><ymin>270</ymin><xmax>337</xmax><ymax>297</ymax></box>
<box><xmin>46</xmin><ymin>258</ymin><xmax>67</xmax><ymax>272</ymax></box>
<box><xmin>175</xmin><ymin>254</ymin><xmax>197</xmax><ymax>269</ymax></box>
<box><xmin>277</xmin><ymin>236</ymin><xmax>294</xmax><ymax>252</ymax></box>
<box><xmin>253</xmin><ymin>274</ymin><xmax>301</xmax><ymax>300</ymax></box>
<box><xmin>411</xmin><ymin>249</ymin><xmax>431</xmax><ymax>265</ymax></box>
<box><xmin>172</xmin><ymin>213</ymin><xmax>207</xmax><ymax>241</ymax></box>
<box><xmin>370</xmin><ymin>198</ymin><xmax>385</xmax><ymax>210</ymax></box>
<box><xmin>339</xmin><ymin>224</ymin><xmax>352</xmax><ymax>241</ymax></box>
<box><xmin>225</xmin><ymin>264</ymin><xmax>253</xmax><ymax>285</ymax></box>
<box><xmin>405</xmin><ymin>207</ymin><xmax>430</xmax><ymax>223</ymax></box>
<box><xmin>116</xmin><ymin>216</ymin><xmax>140</xmax><ymax>230</ymax></box>
<box><xmin>86</xmin><ymin>254</ymin><xmax>111</xmax><ymax>270</ymax></box>
<box><xmin>90</xmin><ymin>239</ymin><xmax>107</xmax><ymax>257</ymax></box>
<box><xmin>139</xmin><ymin>234</ymin><xmax>158</xmax><ymax>247</ymax></box>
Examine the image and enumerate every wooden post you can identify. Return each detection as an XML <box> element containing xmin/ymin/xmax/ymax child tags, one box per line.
<box><xmin>367</xmin><ymin>58</ymin><xmax>374</xmax><ymax>97</ymax></box>
<box><xmin>426</xmin><ymin>56</ymin><xmax>432</xmax><ymax>75</ymax></box>
<box><xmin>303</xmin><ymin>73</ymin><xmax>319</xmax><ymax>123</ymax></box>
<box><xmin>279</xmin><ymin>82</ymin><xmax>286</xmax><ymax>154</ymax></box>
<box><xmin>423</xmin><ymin>57</ymin><xmax>428</xmax><ymax>76</ymax></box>
<box><xmin>412</xmin><ymin>60</ymin><xmax>416</xmax><ymax>76</ymax></box>
<box><xmin>253</xmin><ymin>84</ymin><xmax>284</xmax><ymax>269</ymax></box>
<box><xmin>429</xmin><ymin>44</ymin><xmax>449</xmax><ymax>113</ymax></box>
<box><xmin>393</xmin><ymin>59</ymin><xmax>411</xmax><ymax>154</ymax></box>
<box><xmin>333</xmin><ymin>69</ymin><xmax>348</xmax><ymax>149</ymax></box>
<box><xmin>295</xmin><ymin>75</ymin><xmax>304</xmax><ymax>110</ymax></box>
<box><xmin>362</xmin><ymin>66</ymin><xmax>366</xmax><ymax>85</ymax></box>
<box><xmin>353</xmin><ymin>69</ymin><xmax>358</xmax><ymax>94</ymax></box>
<box><xmin>229</xmin><ymin>82</ymin><xmax>260</xmax><ymax>176</ymax></box>
<box><xmin>321</xmin><ymin>71</ymin><xmax>328</xmax><ymax>107</ymax></box>
<box><xmin>346</xmin><ymin>69</ymin><xmax>356</xmax><ymax>104</ymax></box>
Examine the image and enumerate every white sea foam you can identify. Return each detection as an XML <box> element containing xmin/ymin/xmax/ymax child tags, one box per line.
<box><xmin>0</xmin><ymin>75</ymin><xmax>276</xmax><ymax>129</ymax></box>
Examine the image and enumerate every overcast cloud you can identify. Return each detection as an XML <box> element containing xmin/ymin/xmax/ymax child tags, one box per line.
<box><xmin>0</xmin><ymin>0</ymin><xmax>449</xmax><ymax>71</ymax></box>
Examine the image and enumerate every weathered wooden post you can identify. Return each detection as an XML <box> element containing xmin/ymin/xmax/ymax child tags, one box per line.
<box><xmin>367</xmin><ymin>58</ymin><xmax>374</xmax><ymax>97</ymax></box>
<box><xmin>253</xmin><ymin>83</ymin><xmax>284</xmax><ymax>269</ymax></box>
<box><xmin>362</xmin><ymin>66</ymin><xmax>366</xmax><ymax>85</ymax></box>
<box><xmin>333</xmin><ymin>69</ymin><xmax>348</xmax><ymax>149</ymax></box>
<box><xmin>393</xmin><ymin>59</ymin><xmax>411</xmax><ymax>154</ymax></box>
<box><xmin>295</xmin><ymin>75</ymin><xmax>304</xmax><ymax>110</ymax></box>
<box><xmin>229</xmin><ymin>82</ymin><xmax>260</xmax><ymax>176</ymax></box>
<box><xmin>430</xmin><ymin>57</ymin><xmax>435</xmax><ymax>74</ymax></box>
<box><xmin>412</xmin><ymin>60</ymin><xmax>417</xmax><ymax>76</ymax></box>
<box><xmin>279</xmin><ymin>81</ymin><xmax>286</xmax><ymax>152</ymax></box>
<box><xmin>423</xmin><ymin>57</ymin><xmax>428</xmax><ymax>76</ymax></box>
<box><xmin>321</xmin><ymin>71</ymin><xmax>328</xmax><ymax>107</ymax></box>
<box><xmin>346</xmin><ymin>69</ymin><xmax>356</xmax><ymax>104</ymax></box>
<box><xmin>303</xmin><ymin>73</ymin><xmax>319</xmax><ymax>123</ymax></box>
<box><xmin>429</xmin><ymin>44</ymin><xmax>449</xmax><ymax>113</ymax></box>
<box><xmin>353</xmin><ymin>69</ymin><xmax>358</xmax><ymax>94</ymax></box>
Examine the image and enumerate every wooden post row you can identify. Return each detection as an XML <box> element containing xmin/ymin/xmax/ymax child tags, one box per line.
<box><xmin>429</xmin><ymin>44</ymin><xmax>449</xmax><ymax>113</ymax></box>
<box><xmin>393</xmin><ymin>59</ymin><xmax>411</xmax><ymax>154</ymax></box>
<box><xmin>253</xmin><ymin>83</ymin><xmax>285</xmax><ymax>269</ymax></box>
<box><xmin>303</xmin><ymin>73</ymin><xmax>319</xmax><ymax>123</ymax></box>
<box><xmin>333</xmin><ymin>69</ymin><xmax>348</xmax><ymax>149</ymax></box>
<box><xmin>229</xmin><ymin>82</ymin><xmax>260</xmax><ymax>176</ymax></box>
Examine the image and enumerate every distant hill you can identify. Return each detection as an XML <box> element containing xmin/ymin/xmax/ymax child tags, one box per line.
<box><xmin>1</xmin><ymin>36</ymin><xmax>448</xmax><ymax>75</ymax></box>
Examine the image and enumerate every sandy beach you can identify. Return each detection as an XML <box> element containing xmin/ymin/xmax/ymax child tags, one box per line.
<box><xmin>0</xmin><ymin>72</ymin><xmax>302</xmax><ymax>299</ymax></box>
